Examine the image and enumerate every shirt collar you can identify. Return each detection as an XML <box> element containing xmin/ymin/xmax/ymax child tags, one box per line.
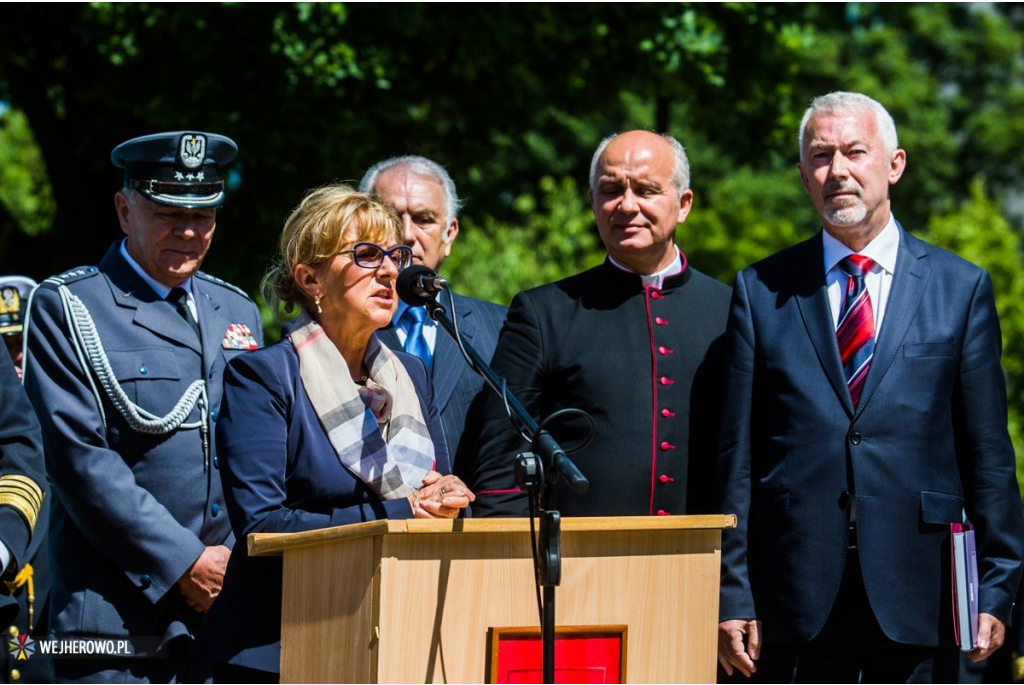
<box><xmin>822</xmin><ymin>214</ymin><xmax>899</xmax><ymax>275</ymax></box>
<box><xmin>118</xmin><ymin>238</ymin><xmax>193</xmax><ymax>300</ymax></box>
<box><xmin>608</xmin><ymin>246</ymin><xmax>686</xmax><ymax>289</ymax></box>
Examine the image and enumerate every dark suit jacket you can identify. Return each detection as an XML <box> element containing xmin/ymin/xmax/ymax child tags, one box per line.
<box><xmin>377</xmin><ymin>291</ymin><xmax>506</xmax><ymax>466</ymax></box>
<box><xmin>717</xmin><ymin>226</ymin><xmax>1024</xmax><ymax>647</ymax></box>
<box><xmin>23</xmin><ymin>242</ymin><xmax>263</xmax><ymax>656</ymax></box>
<box><xmin>470</xmin><ymin>259</ymin><xmax>731</xmax><ymax>517</ymax></box>
<box><xmin>198</xmin><ymin>338</ymin><xmax>450</xmax><ymax>674</ymax></box>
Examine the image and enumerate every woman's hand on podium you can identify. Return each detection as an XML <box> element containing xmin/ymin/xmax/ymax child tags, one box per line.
<box><xmin>409</xmin><ymin>470</ymin><xmax>476</xmax><ymax>519</ymax></box>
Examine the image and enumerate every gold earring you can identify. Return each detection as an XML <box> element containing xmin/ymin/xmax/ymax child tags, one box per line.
<box><xmin>314</xmin><ymin>295</ymin><xmax>322</xmax><ymax>314</ymax></box>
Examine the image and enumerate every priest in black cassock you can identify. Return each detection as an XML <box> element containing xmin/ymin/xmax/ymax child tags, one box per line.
<box><xmin>466</xmin><ymin>130</ymin><xmax>730</xmax><ymax>517</ymax></box>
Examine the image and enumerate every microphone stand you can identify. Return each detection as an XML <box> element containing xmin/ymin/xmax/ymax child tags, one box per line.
<box><xmin>423</xmin><ymin>296</ymin><xmax>588</xmax><ymax>684</ymax></box>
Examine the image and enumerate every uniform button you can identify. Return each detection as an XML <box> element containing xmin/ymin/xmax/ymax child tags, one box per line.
<box><xmin>659</xmin><ymin>474</ymin><xmax>675</xmax><ymax>484</ymax></box>
<box><xmin>211</xmin><ymin>409</ymin><xmax>219</xmax><ymax>421</ymax></box>
<box><xmin>7</xmin><ymin>626</ymin><xmax>16</xmax><ymax>637</ymax></box>
<box><xmin>11</xmin><ymin>668</ymin><xmax>20</xmax><ymax>680</ymax></box>
<box><xmin>660</xmin><ymin>441</ymin><xmax>675</xmax><ymax>451</ymax></box>
<box><xmin>849</xmin><ymin>432</ymin><xmax>862</xmax><ymax>445</ymax></box>
<box><xmin>213</xmin><ymin>455</ymin><xmax>220</xmax><ymax>469</ymax></box>
<box><xmin>658</xmin><ymin>346</ymin><xmax>673</xmax><ymax>355</ymax></box>
<box><xmin>140</xmin><ymin>574</ymin><xmax>152</xmax><ymax>589</ymax></box>
<box><xmin>655</xmin><ymin>317</ymin><xmax>669</xmax><ymax>325</ymax></box>
<box><xmin>139</xmin><ymin>365</ymin><xmax>148</xmax><ymax>375</ymax></box>
<box><xmin>650</xmin><ymin>290</ymin><xmax>663</xmax><ymax>300</ymax></box>
<box><xmin>661</xmin><ymin>408</ymin><xmax>676</xmax><ymax>418</ymax></box>
<box><xmin>657</xmin><ymin>509</ymin><xmax>670</xmax><ymax>516</ymax></box>
<box><xmin>660</xmin><ymin>377</ymin><xmax>675</xmax><ymax>386</ymax></box>
<box><xmin>212</xmin><ymin>502</ymin><xmax>221</xmax><ymax>517</ymax></box>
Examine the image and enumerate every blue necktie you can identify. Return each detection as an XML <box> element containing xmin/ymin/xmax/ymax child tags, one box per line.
<box><xmin>402</xmin><ymin>307</ymin><xmax>432</xmax><ymax>369</ymax></box>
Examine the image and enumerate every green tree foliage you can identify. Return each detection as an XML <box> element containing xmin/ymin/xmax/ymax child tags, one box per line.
<box><xmin>0</xmin><ymin>106</ymin><xmax>55</xmax><ymax>250</ymax></box>
<box><xmin>3</xmin><ymin>2</ymin><xmax>1024</xmax><ymax>485</ymax></box>
<box><xmin>445</xmin><ymin>175</ymin><xmax>603</xmax><ymax>306</ymax></box>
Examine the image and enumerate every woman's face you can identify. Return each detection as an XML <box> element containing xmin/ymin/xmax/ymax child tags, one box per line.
<box><xmin>315</xmin><ymin>224</ymin><xmax>405</xmax><ymax>336</ymax></box>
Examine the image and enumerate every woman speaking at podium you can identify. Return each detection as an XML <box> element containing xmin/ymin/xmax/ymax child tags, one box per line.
<box><xmin>199</xmin><ymin>185</ymin><xmax>473</xmax><ymax>682</ymax></box>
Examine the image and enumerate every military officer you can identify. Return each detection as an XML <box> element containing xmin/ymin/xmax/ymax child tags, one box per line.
<box><xmin>0</xmin><ymin>275</ymin><xmax>52</xmax><ymax>684</ymax></box>
<box><xmin>0</xmin><ymin>276</ymin><xmax>36</xmax><ymax>381</ymax></box>
<box><xmin>23</xmin><ymin>131</ymin><xmax>263</xmax><ymax>683</ymax></box>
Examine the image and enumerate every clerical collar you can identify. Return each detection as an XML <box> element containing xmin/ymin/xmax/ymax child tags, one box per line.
<box><xmin>608</xmin><ymin>246</ymin><xmax>686</xmax><ymax>289</ymax></box>
<box><xmin>118</xmin><ymin>238</ymin><xmax>193</xmax><ymax>299</ymax></box>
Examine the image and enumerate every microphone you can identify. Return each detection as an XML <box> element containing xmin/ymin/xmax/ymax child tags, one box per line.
<box><xmin>396</xmin><ymin>265</ymin><xmax>448</xmax><ymax>306</ymax></box>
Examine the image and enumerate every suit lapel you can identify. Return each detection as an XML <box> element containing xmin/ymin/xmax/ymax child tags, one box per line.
<box><xmin>855</xmin><ymin>227</ymin><xmax>930</xmax><ymax>413</ymax></box>
<box><xmin>793</xmin><ymin>234</ymin><xmax>853</xmax><ymax>412</ymax></box>
<box><xmin>102</xmin><ymin>248</ymin><xmax>203</xmax><ymax>353</ymax></box>
<box><xmin>431</xmin><ymin>294</ymin><xmax>474</xmax><ymax>412</ymax></box>
<box><xmin>195</xmin><ymin>279</ymin><xmax>231</xmax><ymax>369</ymax></box>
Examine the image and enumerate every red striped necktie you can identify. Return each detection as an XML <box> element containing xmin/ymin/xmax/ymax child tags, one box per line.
<box><xmin>836</xmin><ymin>255</ymin><xmax>875</xmax><ymax>408</ymax></box>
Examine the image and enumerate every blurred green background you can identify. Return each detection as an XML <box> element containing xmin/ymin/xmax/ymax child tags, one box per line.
<box><xmin>3</xmin><ymin>2</ymin><xmax>1024</xmax><ymax>489</ymax></box>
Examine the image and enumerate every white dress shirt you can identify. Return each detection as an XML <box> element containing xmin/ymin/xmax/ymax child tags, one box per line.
<box><xmin>823</xmin><ymin>215</ymin><xmax>900</xmax><ymax>335</ymax></box>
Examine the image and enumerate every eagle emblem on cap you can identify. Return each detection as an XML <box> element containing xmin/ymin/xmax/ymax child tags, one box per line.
<box><xmin>178</xmin><ymin>134</ymin><xmax>207</xmax><ymax>170</ymax></box>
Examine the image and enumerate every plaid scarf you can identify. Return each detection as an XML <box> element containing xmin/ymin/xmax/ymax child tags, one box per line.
<box><xmin>289</xmin><ymin>313</ymin><xmax>434</xmax><ymax>499</ymax></box>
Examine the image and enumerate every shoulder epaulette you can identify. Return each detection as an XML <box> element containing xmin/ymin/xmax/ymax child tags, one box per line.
<box><xmin>195</xmin><ymin>271</ymin><xmax>253</xmax><ymax>300</ymax></box>
<box><xmin>43</xmin><ymin>266</ymin><xmax>100</xmax><ymax>288</ymax></box>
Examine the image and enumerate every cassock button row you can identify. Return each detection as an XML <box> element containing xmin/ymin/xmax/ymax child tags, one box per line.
<box><xmin>657</xmin><ymin>509</ymin><xmax>670</xmax><ymax>516</ymax></box>
<box><xmin>661</xmin><ymin>408</ymin><xmax>676</xmax><ymax>418</ymax></box>
<box><xmin>658</xmin><ymin>346</ymin><xmax>674</xmax><ymax>355</ymax></box>
<box><xmin>659</xmin><ymin>474</ymin><xmax>675</xmax><ymax>484</ymax></box>
<box><xmin>660</xmin><ymin>442</ymin><xmax>676</xmax><ymax>451</ymax></box>
<box><xmin>650</xmin><ymin>290</ymin><xmax>664</xmax><ymax>300</ymax></box>
<box><xmin>655</xmin><ymin>317</ymin><xmax>669</xmax><ymax>325</ymax></box>
<box><xmin>660</xmin><ymin>377</ymin><xmax>675</xmax><ymax>386</ymax></box>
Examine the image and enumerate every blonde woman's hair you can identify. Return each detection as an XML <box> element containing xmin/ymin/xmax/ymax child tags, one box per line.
<box><xmin>262</xmin><ymin>183</ymin><xmax>402</xmax><ymax>315</ymax></box>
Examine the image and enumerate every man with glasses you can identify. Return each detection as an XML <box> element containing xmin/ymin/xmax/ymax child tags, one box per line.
<box><xmin>360</xmin><ymin>156</ymin><xmax>507</xmax><ymax>470</ymax></box>
<box><xmin>468</xmin><ymin>130</ymin><xmax>731</xmax><ymax>518</ymax></box>
<box><xmin>23</xmin><ymin>131</ymin><xmax>263</xmax><ymax>683</ymax></box>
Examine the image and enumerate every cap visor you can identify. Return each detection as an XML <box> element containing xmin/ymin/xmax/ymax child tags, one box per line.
<box><xmin>142</xmin><ymin>190</ymin><xmax>225</xmax><ymax>209</ymax></box>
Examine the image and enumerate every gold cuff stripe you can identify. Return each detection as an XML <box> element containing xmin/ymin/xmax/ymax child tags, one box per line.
<box><xmin>0</xmin><ymin>475</ymin><xmax>44</xmax><ymax>531</ymax></box>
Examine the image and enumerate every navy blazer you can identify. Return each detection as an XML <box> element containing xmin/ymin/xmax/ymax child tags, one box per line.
<box><xmin>717</xmin><ymin>227</ymin><xmax>1024</xmax><ymax>647</ymax></box>
<box><xmin>377</xmin><ymin>291</ymin><xmax>506</xmax><ymax>464</ymax></box>
<box><xmin>198</xmin><ymin>336</ymin><xmax>450</xmax><ymax>674</ymax></box>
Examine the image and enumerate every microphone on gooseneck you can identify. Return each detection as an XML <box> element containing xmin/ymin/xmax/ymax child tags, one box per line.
<box><xmin>396</xmin><ymin>265</ymin><xmax>448</xmax><ymax>306</ymax></box>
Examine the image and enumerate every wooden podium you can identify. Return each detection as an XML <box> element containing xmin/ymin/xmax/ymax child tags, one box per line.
<box><xmin>249</xmin><ymin>514</ymin><xmax>735</xmax><ymax>684</ymax></box>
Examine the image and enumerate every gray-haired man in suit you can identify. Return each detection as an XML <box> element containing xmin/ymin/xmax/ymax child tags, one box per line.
<box><xmin>360</xmin><ymin>156</ymin><xmax>507</xmax><ymax>468</ymax></box>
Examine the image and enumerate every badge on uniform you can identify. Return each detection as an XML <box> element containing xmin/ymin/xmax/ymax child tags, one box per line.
<box><xmin>221</xmin><ymin>323</ymin><xmax>259</xmax><ymax>350</ymax></box>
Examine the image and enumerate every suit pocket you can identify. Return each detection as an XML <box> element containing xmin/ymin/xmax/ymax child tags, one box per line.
<box><xmin>106</xmin><ymin>348</ymin><xmax>183</xmax><ymax>382</ymax></box>
<box><xmin>919</xmin><ymin>490</ymin><xmax>964</xmax><ymax>527</ymax></box>
<box><xmin>105</xmin><ymin>348</ymin><xmax>185</xmax><ymax>411</ymax></box>
<box><xmin>904</xmin><ymin>342</ymin><xmax>956</xmax><ymax>358</ymax></box>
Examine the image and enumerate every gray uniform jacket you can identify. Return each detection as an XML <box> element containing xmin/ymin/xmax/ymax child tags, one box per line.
<box><xmin>23</xmin><ymin>241</ymin><xmax>262</xmax><ymax>653</ymax></box>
